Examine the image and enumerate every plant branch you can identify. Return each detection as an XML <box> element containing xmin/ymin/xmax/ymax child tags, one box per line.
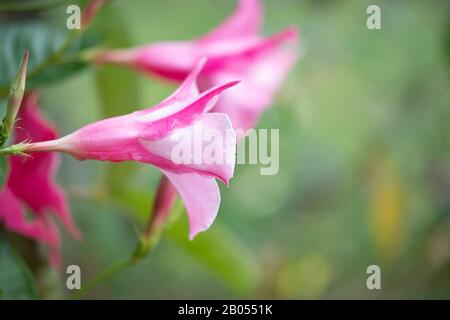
<box><xmin>68</xmin><ymin>258</ymin><xmax>133</xmax><ymax>300</ymax></box>
<box><xmin>67</xmin><ymin>200</ymin><xmax>184</xmax><ymax>300</ymax></box>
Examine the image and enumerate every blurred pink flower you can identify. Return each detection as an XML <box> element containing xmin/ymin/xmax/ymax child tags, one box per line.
<box><xmin>0</xmin><ymin>92</ymin><xmax>81</xmax><ymax>265</ymax></box>
<box><xmin>23</xmin><ymin>59</ymin><xmax>238</xmax><ymax>239</ymax></box>
<box><xmin>95</xmin><ymin>0</ymin><xmax>299</xmax><ymax>132</ymax></box>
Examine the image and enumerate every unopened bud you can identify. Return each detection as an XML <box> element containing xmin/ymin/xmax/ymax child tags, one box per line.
<box><xmin>1</xmin><ymin>51</ymin><xmax>28</xmax><ymax>146</ymax></box>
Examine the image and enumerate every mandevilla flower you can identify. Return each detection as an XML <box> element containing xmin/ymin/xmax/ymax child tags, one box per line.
<box><xmin>0</xmin><ymin>92</ymin><xmax>81</xmax><ymax>265</ymax></box>
<box><xmin>95</xmin><ymin>0</ymin><xmax>299</xmax><ymax>133</ymax></box>
<box><xmin>94</xmin><ymin>0</ymin><xmax>298</xmax><ymax>237</ymax></box>
<box><xmin>17</xmin><ymin>59</ymin><xmax>238</xmax><ymax>239</ymax></box>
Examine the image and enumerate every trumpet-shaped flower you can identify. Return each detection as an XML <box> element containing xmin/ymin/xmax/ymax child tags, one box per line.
<box><xmin>0</xmin><ymin>92</ymin><xmax>81</xmax><ymax>265</ymax></box>
<box><xmin>94</xmin><ymin>0</ymin><xmax>298</xmax><ymax>232</ymax></box>
<box><xmin>95</xmin><ymin>0</ymin><xmax>299</xmax><ymax>132</ymax></box>
<box><xmin>20</xmin><ymin>59</ymin><xmax>237</xmax><ymax>239</ymax></box>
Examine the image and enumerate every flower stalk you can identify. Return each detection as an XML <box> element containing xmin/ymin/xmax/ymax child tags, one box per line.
<box><xmin>133</xmin><ymin>176</ymin><xmax>178</xmax><ymax>259</ymax></box>
<box><xmin>69</xmin><ymin>192</ymin><xmax>183</xmax><ymax>299</ymax></box>
<box><xmin>0</xmin><ymin>142</ymin><xmax>32</xmax><ymax>157</ymax></box>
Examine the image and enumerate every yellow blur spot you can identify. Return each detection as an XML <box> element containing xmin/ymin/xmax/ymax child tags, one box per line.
<box><xmin>277</xmin><ymin>254</ymin><xmax>331</xmax><ymax>299</ymax></box>
<box><xmin>368</xmin><ymin>159</ymin><xmax>404</xmax><ymax>261</ymax></box>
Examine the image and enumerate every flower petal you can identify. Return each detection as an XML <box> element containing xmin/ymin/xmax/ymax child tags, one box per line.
<box><xmin>162</xmin><ymin>170</ymin><xmax>220</xmax><ymax>240</ymax></box>
<box><xmin>94</xmin><ymin>4</ymin><xmax>297</xmax><ymax>87</ymax></box>
<box><xmin>95</xmin><ymin>42</ymin><xmax>198</xmax><ymax>81</ymax></box>
<box><xmin>8</xmin><ymin>93</ymin><xmax>81</xmax><ymax>239</ymax></box>
<box><xmin>42</xmin><ymin>60</ymin><xmax>239</xmax><ymax>180</ymax></box>
<box><xmin>0</xmin><ymin>187</ymin><xmax>57</xmax><ymax>245</ymax></box>
<box><xmin>139</xmin><ymin>57</ymin><xmax>206</xmax><ymax>115</ymax></box>
<box><xmin>136</xmin><ymin>78</ymin><xmax>239</xmax><ymax>140</ymax></box>
<box><xmin>139</xmin><ymin>113</ymin><xmax>236</xmax><ymax>183</ymax></box>
<box><xmin>199</xmin><ymin>0</ymin><xmax>262</xmax><ymax>43</ymax></box>
<box><xmin>211</xmin><ymin>45</ymin><xmax>298</xmax><ymax>132</ymax></box>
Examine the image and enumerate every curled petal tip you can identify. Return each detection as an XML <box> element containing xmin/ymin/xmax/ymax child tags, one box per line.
<box><xmin>188</xmin><ymin>56</ymin><xmax>208</xmax><ymax>79</ymax></box>
<box><xmin>223</xmin><ymin>177</ymin><xmax>232</xmax><ymax>186</ymax></box>
<box><xmin>221</xmin><ymin>80</ymin><xmax>241</xmax><ymax>91</ymax></box>
<box><xmin>217</xmin><ymin>176</ymin><xmax>230</xmax><ymax>185</ymax></box>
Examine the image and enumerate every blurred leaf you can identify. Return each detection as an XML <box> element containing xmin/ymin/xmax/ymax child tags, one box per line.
<box><xmin>0</xmin><ymin>0</ymin><xmax>72</xmax><ymax>12</ymax></box>
<box><xmin>94</xmin><ymin>6</ymin><xmax>140</xmax><ymax>194</ymax></box>
<box><xmin>167</xmin><ymin>207</ymin><xmax>260</xmax><ymax>295</ymax></box>
<box><xmin>117</xmin><ymin>189</ymin><xmax>153</xmax><ymax>223</ymax></box>
<box><xmin>0</xmin><ymin>157</ymin><xmax>8</xmax><ymax>187</ymax></box>
<box><xmin>0</xmin><ymin>158</ymin><xmax>7</xmax><ymax>189</ymax></box>
<box><xmin>367</xmin><ymin>156</ymin><xmax>405</xmax><ymax>261</ymax></box>
<box><xmin>0</xmin><ymin>231</ymin><xmax>38</xmax><ymax>299</ymax></box>
<box><xmin>277</xmin><ymin>253</ymin><xmax>331</xmax><ymax>299</ymax></box>
<box><xmin>0</xmin><ymin>22</ymin><xmax>98</xmax><ymax>97</ymax></box>
<box><xmin>0</xmin><ymin>100</ymin><xmax>5</xmax><ymax>118</ymax></box>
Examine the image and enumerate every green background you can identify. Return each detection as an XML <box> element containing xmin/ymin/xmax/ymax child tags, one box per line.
<box><xmin>1</xmin><ymin>0</ymin><xmax>450</xmax><ymax>299</ymax></box>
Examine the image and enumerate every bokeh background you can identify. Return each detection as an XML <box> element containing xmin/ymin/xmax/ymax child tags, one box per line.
<box><xmin>1</xmin><ymin>0</ymin><xmax>450</xmax><ymax>299</ymax></box>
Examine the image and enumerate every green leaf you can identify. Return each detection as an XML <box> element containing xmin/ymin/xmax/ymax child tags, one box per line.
<box><xmin>0</xmin><ymin>231</ymin><xmax>38</xmax><ymax>299</ymax></box>
<box><xmin>0</xmin><ymin>0</ymin><xmax>73</xmax><ymax>12</ymax></box>
<box><xmin>0</xmin><ymin>22</ymin><xmax>98</xmax><ymax>97</ymax></box>
<box><xmin>167</xmin><ymin>207</ymin><xmax>261</xmax><ymax>295</ymax></box>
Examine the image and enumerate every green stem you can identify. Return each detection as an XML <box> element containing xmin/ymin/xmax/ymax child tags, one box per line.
<box><xmin>0</xmin><ymin>142</ymin><xmax>32</xmax><ymax>156</ymax></box>
<box><xmin>66</xmin><ymin>191</ymin><xmax>184</xmax><ymax>299</ymax></box>
<box><xmin>68</xmin><ymin>258</ymin><xmax>133</xmax><ymax>300</ymax></box>
<box><xmin>67</xmin><ymin>211</ymin><xmax>173</xmax><ymax>299</ymax></box>
<box><xmin>67</xmin><ymin>234</ymin><xmax>160</xmax><ymax>300</ymax></box>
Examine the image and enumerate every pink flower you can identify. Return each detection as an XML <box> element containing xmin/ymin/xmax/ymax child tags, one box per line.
<box><xmin>23</xmin><ymin>59</ymin><xmax>238</xmax><ymax>239</ymax></box>
<box><xmin>95</xmin><ymin>0</ymin><xmax>299</xmax><ymax>132</ymax></box>
<box><xmin>0</xmin><ymin>92</ymin><xmax>81</xmax><ymax>265</ymax></box>
<box><xmin>94</xmin><ymin>0</ymin><xmax>298</xmax><ymax>233</ymax></box>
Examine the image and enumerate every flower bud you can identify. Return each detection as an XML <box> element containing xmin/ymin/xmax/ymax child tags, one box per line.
<box><xmin>1</xmin><ymin>51</ymin><xmax>28</xmax><ymax>146</ymax></box>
